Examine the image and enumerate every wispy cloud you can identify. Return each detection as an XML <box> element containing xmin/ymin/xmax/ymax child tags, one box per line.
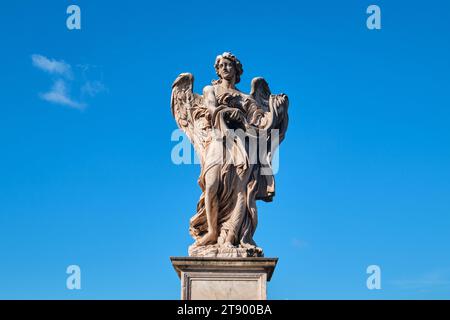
<box><xmin>31</xmin><ymin>54</ymin><xmax>72</xmax><ymax>79</ymax></box>
<box><xmin>32</xmin><ymin>54</ymin><xmax>106</xmax><ymax>110</ymax></box>
<box><xmin>291</xmin><ymin>238</ymin><xmax>308</xmax><ymax>249</ymax></box>
<box><xmin>391</xmin><ymin>270</ymin><xmax>450</xmax><ymax>290</ymax></box>
<box><xmin>40</xmin><ymin>79</ymin><xmax>85</xmax><ymax>109</ymax></box>
<box><xmin>81</xmin><ymin>80</ymin><xmax>106</xmax><ymax>97</ymax></box>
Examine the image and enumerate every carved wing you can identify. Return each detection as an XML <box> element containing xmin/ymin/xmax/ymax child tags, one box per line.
<box><xmin>250</xmin><ymin>77</ymin><xmax>271</xmax><ymax>112</ymax></box>
<box><xmin>171</xmin><ymin>73</ymin><xmax>209</xmax><ymax>163</ymax></box>
<box><xmin>249</xmin><ymin>77</ymin><xmax>289</xmax><ymax>137</ymax></box>
<box><xmin>249</xmin><ymin>77</ymin><xmax>290</xmax><ymax>202</ymax></box>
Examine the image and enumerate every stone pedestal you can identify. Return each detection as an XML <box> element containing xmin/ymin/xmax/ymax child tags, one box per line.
<box><xmin>170</xmin><ymin>257</ymin><xmax>278</xmax><ymax>300</ymax></box>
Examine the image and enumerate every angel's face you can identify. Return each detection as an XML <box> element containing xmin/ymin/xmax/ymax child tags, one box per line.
<box><xmin>218</xmin><ymin>58</ymin><xmax>236</xmax><ymax>82</ymax></box>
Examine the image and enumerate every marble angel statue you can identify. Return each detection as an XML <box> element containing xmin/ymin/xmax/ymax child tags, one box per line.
<box><xmin>171</xmin><ymin>52</ymin><xmax>289</xmax><ymax>257</ymax></box>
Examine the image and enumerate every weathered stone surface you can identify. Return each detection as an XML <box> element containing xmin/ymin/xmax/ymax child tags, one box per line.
<box><xmin>188</xmin><ymin>243</ymin><xmax>264</xmax><ymax>258</ymax></box>
<box><xmin>171</xmin><ymin>53</ymin><xmax>290</xmax><ymax>256</ymax></box>
<box><xmin>170</xmin><ymin>257</ymin><xmax>277</xmax><ymax>300</ymax></box>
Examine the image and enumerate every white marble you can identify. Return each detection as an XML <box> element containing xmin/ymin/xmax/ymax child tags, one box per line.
<box><xmin>171</xmin><ymin>257</ymin><xmax>277</xmax><ymax>300</ymax></box>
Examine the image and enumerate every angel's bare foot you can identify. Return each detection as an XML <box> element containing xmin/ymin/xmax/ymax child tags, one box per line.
<box><xmin>223</xmin><ymin>241</ymin><xmax>235</xmax><ymax>248</ymax></box>
<box><xmin>241</xmin><ymin>242</ymin><xmax>256</xmax><ymax>249</ymax></box>
<box><xmin>196</xmin><ymin>231</ymin><xmax>218</xmax><ymax>246</ymax></box>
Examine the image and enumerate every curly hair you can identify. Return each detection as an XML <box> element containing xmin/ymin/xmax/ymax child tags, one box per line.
<box><xmin>213</xmin><ymin>52</ymin><xmax>244</xmax><ymax>85</ymax></box>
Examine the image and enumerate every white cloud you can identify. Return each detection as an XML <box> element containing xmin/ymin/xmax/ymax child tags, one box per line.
<box><xmin>81</xmin><ymin>80</ymin><xmax>106</xmax><ymax>97</ymax></box>
<box><xmin>32</xmin><ymin>54</ymin><xmax>105</xmax><ymax>110</ymax></box>
<box><xmin>291</xmin><ymin>238</ymin><xmax>308</xmax><ymax>249</ymax></box>
<box><xmin>31</xmin><ymin>54</ymin><xmax>72</xmax><ymax>78</ymax></box>
<box><xmin>391</xmin><ymin>270</ymin><xmax>450</xmax><ymax>290</ymax></box>
<box><xmin>40</xmin><ymin>79</ymin><xmax>85</xmax><ymax>109</ymax></box>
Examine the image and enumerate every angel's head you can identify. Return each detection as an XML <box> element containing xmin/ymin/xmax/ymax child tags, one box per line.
<box><xmin>214</xmin><ymin>52</ymin><xmax>243</xmax><ymax>84</ymax></box>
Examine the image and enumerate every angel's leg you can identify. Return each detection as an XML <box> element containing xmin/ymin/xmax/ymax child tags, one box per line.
<box><xmin>223</xmin><ymin>167</ymin><xmax>252</xmax><ymax>247</ymax></box>
<box><xmin>196</xmin><ymin>164</ymin><xmax>220</xmax><ymax>246</ymax></box>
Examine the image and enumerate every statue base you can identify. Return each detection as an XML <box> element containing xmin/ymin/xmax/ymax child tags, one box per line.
<box><xmin>170</xmin><ymin>257</ymin><xmax>278</xmax><ymax>300</ymax></box>
<box><xmin>188</xmin><ymin>243</ymin><xmax>264</xmax><ymax>258</ymax></box>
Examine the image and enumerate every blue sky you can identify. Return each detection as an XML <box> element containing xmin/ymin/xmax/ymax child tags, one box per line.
<box><xmin>0</xmin><ymin>0</ymin><xmax>449</xmax><ymax>299</ymax></box>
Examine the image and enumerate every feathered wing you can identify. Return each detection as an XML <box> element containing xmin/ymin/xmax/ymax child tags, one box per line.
<box><xmin>249</xmin><ymin>77</ymin><xmax>290</xmax><ymax>201</ymax></box>
<box><xmin>249</xmin><ymin>77</ymin><xmax>289</xmax><ymax>135</ymax></box>
<box><xmin>250</xmin><ymin>77</ymin><xmax>271</xmax><ymax>112</ymax></box>
<box><xmin>171</xmin><ymin>73</ymin><xmax>210</xmax><ymax>164</ymax></box>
